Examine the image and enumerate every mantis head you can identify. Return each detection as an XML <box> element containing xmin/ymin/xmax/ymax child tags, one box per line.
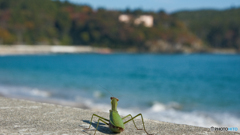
<box><xmin>110</xmin><ymin>97</ymin><xmax>119</xmax><ymax>101</ymax></box>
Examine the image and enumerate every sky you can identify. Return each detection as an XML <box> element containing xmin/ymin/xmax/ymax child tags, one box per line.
<box><xmin>68</xmin><ymin>0</ymin><xmax>240</xmax><ymax>13</ymax></box>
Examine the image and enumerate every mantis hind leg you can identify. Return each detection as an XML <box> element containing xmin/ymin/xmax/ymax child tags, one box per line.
<box><xmin>122</xmin><ymin>114</ymin><xmax>141</xmax><ymax>130</ymax></box>
<box><xmin>93</xmin><ymin>118</ymin><xmax>109</xmax><ymax>135</ymax></box>
<box><xmin>123</xmin><ymin>113</ymin><xmax>152</xmax><ymax>135</ymax></box>
<box><xmin>85</xmin><ymin>114</ymin><xmax>109</xmax><ymax>130</ymax></box>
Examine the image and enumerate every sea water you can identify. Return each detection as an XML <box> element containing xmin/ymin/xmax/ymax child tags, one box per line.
<box><xmin>0</xmin><ymin>53</ymin><xmax>239</xmax><ymax>128</ymax></box>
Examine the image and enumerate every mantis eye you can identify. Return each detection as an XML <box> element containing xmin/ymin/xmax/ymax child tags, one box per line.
<box><xmin>110</xmin><ymin>97</ymin><xmax>113</xmax><ymax>100</ymax></box>
<box><xmin>116</xmin><ymin>98</ymin><xmax>119</xmax><ymax>101</ymax></box>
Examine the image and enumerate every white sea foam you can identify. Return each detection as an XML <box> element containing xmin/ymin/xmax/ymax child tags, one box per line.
<box><xmin>0</xmin><ymin>85</ymin><xmax>51</xmax><ymax>98</ymax></box>
<box><xmin>30</xmin><ymin>89</ymin><xmax>51</xmax><ymax>97</ymax></box>
<box><xmin>151</xmin><ymin>101</ymin><xmax>166</xmax><ymax>112</ymax></box>
<box><xmin>93</xmin><ymin>91</ymin><xmax>105</xmax><ymax>98</ymax></box>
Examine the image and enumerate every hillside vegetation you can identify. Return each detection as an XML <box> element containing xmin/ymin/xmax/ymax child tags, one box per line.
<box><xmin>0</xmin><ymin>0</ymin><xmax>239</xmax><ymax>52</ymax></box>
<box><xmin>173</xmin><ymin>8</ymin><xmax>240</xmax><ymax>51</ymax></box>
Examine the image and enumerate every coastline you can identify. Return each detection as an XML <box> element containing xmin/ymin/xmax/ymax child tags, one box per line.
<box><xmin>0</xmin><ymin>45</ymin><xmax>238</xmax><ymax>55</ymax></box>
<box><xmin>0</xmin><ymin>45</ymin><xmax>111</xmax><ymax>55</ymax></box>
<box><xmin>0</xmin><ymin>96</ymin><xmax>239</xmax><ymax>135</ymax></box>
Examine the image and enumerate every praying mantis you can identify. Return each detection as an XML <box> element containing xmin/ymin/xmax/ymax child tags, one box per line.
<box><xmin>85</xmin><ymin>96</ymin><xmax>153</xmax><ymax>135</ymax></box>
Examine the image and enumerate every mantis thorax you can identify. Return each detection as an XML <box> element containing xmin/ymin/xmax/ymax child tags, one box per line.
<box><xmin>110</xmin><ymin>97</ymin><xmax>119</xmax><ymax>111</ymax></box>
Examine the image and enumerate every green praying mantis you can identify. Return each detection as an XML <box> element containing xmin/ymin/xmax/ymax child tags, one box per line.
<box><xmin>84</xmin><ymin>90</ymin><xmax>153</xmax><ymax>135</ymax></box>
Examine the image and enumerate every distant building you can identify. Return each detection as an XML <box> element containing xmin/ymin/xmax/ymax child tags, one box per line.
<box><xmin>118</xmin><ymin>14</ymin><xmax>154</xmax><ymax>27</ymax></box>
<box><xmin>118</xmin><ymin>14</ymin><xmax>131</xmax><ymax>23</ymax></box>
<box><xmin>134</xmin><ymin>15</ymin><xmax>153</xmax><ymax>27</ymax></box>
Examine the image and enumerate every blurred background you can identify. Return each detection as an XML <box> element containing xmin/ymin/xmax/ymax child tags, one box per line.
<box><xmin>0</xmin><ymin>0</ymin><xmax>240</xmax><ymax>129</ymax></box>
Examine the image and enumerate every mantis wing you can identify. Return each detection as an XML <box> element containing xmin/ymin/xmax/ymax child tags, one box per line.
<box><xmin>110</xmin><ymin>111</ymin><xmax>125</xmax><ymax>129</ymax></box>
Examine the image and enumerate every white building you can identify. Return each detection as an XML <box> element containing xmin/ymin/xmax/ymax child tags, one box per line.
<box><xmin>134</xmin><ymin>15</ymin><xmax>154</xmax><ymax>27</ymax></box>
<box><xmin>119</xmin><ymin>14</ymin><xmax>154</xmax><ymax>27</ymax></box>
<box><xmin>118</xmin><ymin>14</ymin><xmax>131</xmax><ymax>23</ymax></box>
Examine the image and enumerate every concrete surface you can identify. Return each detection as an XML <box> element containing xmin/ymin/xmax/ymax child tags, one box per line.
<box><xmin>0</xmin><ymin>97</ymin><xmax>239</xmax><ymax>135</ymax></box>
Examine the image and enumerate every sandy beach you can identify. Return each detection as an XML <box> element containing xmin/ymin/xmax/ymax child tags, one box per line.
<box><xmin>0</xmin><ymin>45</ymin><xmax>112</xmax><ymax>55</ymax></box>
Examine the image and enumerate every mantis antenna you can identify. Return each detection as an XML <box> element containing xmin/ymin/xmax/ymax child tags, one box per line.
<box><xmin>99</xmin><ymin>85</ymin><xmax>114</xmax><ymax>97</ymax></box>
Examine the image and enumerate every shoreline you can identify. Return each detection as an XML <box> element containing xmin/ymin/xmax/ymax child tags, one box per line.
<box><xmin>0</xmin><ymin>45</ymin><xmax>239</xmax><ymax>55</ymax></box>
<box><xmin>0</xmin><ymin>96</ymin><xmax>239</xmax><ymax>134</ymax></box>
<box><xmin>0</xmin><ymin>45</ymin><xmax>112</xmax><ymax>55</ymax></box>
<box><xmin>0</xmin><ymin>92</ymin><xmax>91</xmax><ymax>110</ymax></box>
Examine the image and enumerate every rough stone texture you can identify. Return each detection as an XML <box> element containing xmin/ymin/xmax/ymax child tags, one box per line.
<box><xmin>0</xmin><ymin>97</ymin><xmax>239</xmax><ymax>135</ymax></box>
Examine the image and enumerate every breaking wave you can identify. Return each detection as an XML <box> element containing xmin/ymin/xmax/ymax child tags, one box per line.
<box><xmin>0</xmin><ymin>85</ymin><xmax>51</xmax><ymax>98</ymax></box>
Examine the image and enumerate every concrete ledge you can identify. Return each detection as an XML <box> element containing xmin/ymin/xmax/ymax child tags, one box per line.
<box><xmin>0</xmin><ymin>97</ymin><xmax>239</xmax><ymax>135</ymax></box>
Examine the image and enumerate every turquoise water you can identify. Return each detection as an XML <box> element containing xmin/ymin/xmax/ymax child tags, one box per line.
<box><xmin>0</xmin><ymin>54</ymin><xmax>240</xmax><ymax>127</ymax></box>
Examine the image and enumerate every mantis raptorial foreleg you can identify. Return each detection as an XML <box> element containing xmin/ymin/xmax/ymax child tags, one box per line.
<box><xmin>123</xmin><ymin>113</ymin><xmax>152</xmax><ymax>135</ymax></box>
<box><xmin>122</xmin><ymin>114</ymin><xmax>142</xmax><ymax>130</ymax></box>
